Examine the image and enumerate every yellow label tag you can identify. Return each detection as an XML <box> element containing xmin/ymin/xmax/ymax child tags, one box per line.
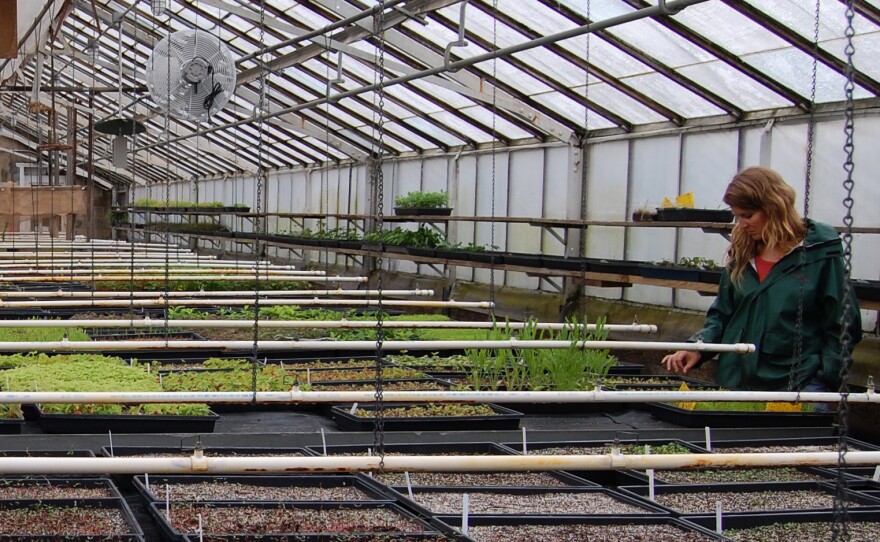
<box><xmin>765</xmin><ymin>402</ymin><xmax>804</xmax><ymax>412</ymax></box>
<box><xmin>660</xmin><ymin>197</ymin><xmax>675</xmax><ymax>208</ymax></box>
<box><xmin>676</xmin><ymin>381</ymin><xmax>696</xmax><ymax>409</ymax></box>
<box><xmin>676</xmin><ymin>192</ymin><xmax>695</xmax><ymax>208</ymax></box>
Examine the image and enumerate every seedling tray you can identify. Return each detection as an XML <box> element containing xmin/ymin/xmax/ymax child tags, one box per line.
<box><xmin>0</xmin><ymin>497</ymin><xmax>144</xmax><ymax>541</ymax></box>
<box><xmin>654</xmin><ymin>208</ymin><xmax>734</xmax><ymax>223</ymax></box>
<box><xmin>311</xmin><ymin>441</ymin><xmax>522</xmax><ymax>459</ymax></box>
<box><xmin>683</xmin><ymin>508</ymin><xmax>880</xmax><ymax>539</ymax></box>
<box><xmin>389</xmin><ymin>486</ymin><xmax>668</xmax><ymax>518</ymax></box>
<box><xmin>38</xmin><ymin>407</ymin><xmax>220</xmax><ymax>434</ymax></box>
<box><xmin>148</xmin><ymin>501</ymin><xmax>449</xmax><ymax>542</ymax></box>
<box><xmin>0</xmin><ymin>477</ymin><xmax>122</xmax><ymax>500</ymax></box>
<box><xmin>643</xmin><ymin>401</ymin><xmax>835</xmax><ymax>427</ymax></box>
<box><xmin>435</xmin><ymin>515</ymin><xmax>725</xmax><ymax>542</ymax></box>
<box><xmin>329</xmin><ymin>403</ymin><xmax>523</xmax><ymax>432</ymax></box>
<box><xmin>618</xmin><ymin>480</ymin><xmax>880</xmax><ymax>516</ymax></box>
<box><xmin>133</xmin><ymin>474</ymin><xmax>391</xmax><ymax>503</ymax></box>
<box><xmin>0</xmin><ymin>417</ymin><xmax>24</xmax><ymax>434</ymax></box>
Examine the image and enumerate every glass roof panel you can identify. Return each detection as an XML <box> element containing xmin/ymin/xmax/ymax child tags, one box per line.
<box><xmin>457</xmin><ymin>105</ymin><xmax>532</xmax><ymax>141</ymax></box>
<box><xmin>530</xmin><ymin>91</ymin><xmax>611</xmax><ymax>131</ymax></box>
<box><xmin>428</xmin><ymin>110</ymin><xmax>492</xmax><ymax>143</ymax></box>
<box><xmin>676</xmin><ymin>61</ymin><xmax>794</xmax><ymax>110</ymax></box>
<box><xmin>410</xmin><ymin>79</ymin><xmax>476</xmax><ymax>109</ymax></box>
<box><xmin>623</xmin><ymin>73</ymin><xmax>725</xmax><ymax>118</ymax></box>
<box><xmin>405</xmin><ymin>117</ymin><xmax>467</xmax><ymax>147</ymax></box>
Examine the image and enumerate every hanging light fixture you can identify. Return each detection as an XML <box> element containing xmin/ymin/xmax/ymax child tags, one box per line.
<box><xmin>150</xmin><ymin>0</ymin><xmax>167</xmax><ymax>17</ymax></box>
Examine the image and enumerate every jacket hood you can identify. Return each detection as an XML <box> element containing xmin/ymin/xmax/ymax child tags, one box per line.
<box><xmin>804</xmin><ymin>219</ymin><xmax>842</xmax><ymax>248</ymax></box>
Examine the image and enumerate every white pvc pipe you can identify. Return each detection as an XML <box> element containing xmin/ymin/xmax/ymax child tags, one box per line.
<box><xmin>0</xmin><ymin>319</ymin><xmax>655</xmax><ymax>333</ymax></box>
<box><xmin>0</xmin><ymin>452</ymin><xmax>876</xmax><ymax>475</ymax></box>
<box><xmin>0</xmin><ymin>262</ymin><xmax>297</xmax><ymax>270</ymax></box>
<box><xmin>0</xmin><ymin>338</ymin><xmax>741</xmax><ymax>352</ymax></box>
<box><xmin>0</xmin><ymin>389</ymin><xmax>869</xmax><ymax>405</ymax></box>
<box><xmin>0</xmin><ymin>268</ymin><xmax>319</xmax><ymax>276</ymax></box>
<box><xmin>0</xmin><ymin>289</ymin><xmax>433</xmax><ymax>299</ymax></box>
<box><xmin>1</xmin><ymin>275</ymin><xmax>366</xmax><ymax>283</ymax></box>
<box><xmin>0</xmin><ymin>298</ymin><xmax>474</xmax><ymax>309</ymax></box>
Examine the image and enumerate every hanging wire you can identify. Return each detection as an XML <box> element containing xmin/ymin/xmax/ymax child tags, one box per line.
<box><xmin>789</xmin><ymin>0</ymin><xmax>821</xmax><ymax>397</ymax></box>
<box><xmin>489</xmin><ymin>1</ymin><xmax>497</xmax><ymax>312</ymax></box>
<box><xmin>577</xmin><ymin>0</ymin><xmax>592</xmax><ymax>324</ymax></box>
<box><xmin>251</xmin><ymin>0</ymin><xmax>269</xmax><ymax>404</ymax></box>
<box><xmin>832</xmin><ymin>1</ymin><xmax>858</xmax><ymax>539</ymax></box>
<box><xmin>162</xmin><ymin>4</ymin><xmax>173</xmax><ymax>342</ymax></box>
<box><xmin>372</xmin><ymin>0</ymin><xmax>388</xmax><ymax>471</ymax></box>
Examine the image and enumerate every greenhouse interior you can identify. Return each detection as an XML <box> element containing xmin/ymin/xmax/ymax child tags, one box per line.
<box><xmin>0</xmin><ymin>0</ymin><xmax>879</xmax><ymax>540</ymax></box>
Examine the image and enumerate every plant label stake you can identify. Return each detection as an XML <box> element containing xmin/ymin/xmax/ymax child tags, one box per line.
<box><xmin>108</xmin><ymin>430</ymin><xmax>114</xmax><ymax>457</ymax></box>
<box><xmin>873</xmin><ymin>465</ymin><xmax>880</xmax><ymax>482</ymax></box>
<box><xmin>198</xmin><ymin>513</ymin><xmax>204</xmax><ymax>542</ymax></box>
<box><xmin>522</xmin><ymin>427</ymin><xmax>527</xmax><ymax>455</ymax></box>
<box><xmin>159</xmin><ymin>373</ymin><xmax>163</xmax><ymax>389</ymax></box>
<box><xmin>647</xmin><ymin>469</ymin><xmax>655</xmax><ymax>501</ymax></box>
<box><xmin>461</xmin><ymin>493</ymin><xmax>470</xmax><ymax>536</ymax></box>
<box><xmin>307</xmin><ymin>368</ymin><xmax>310</xmax><ymax>384</ymax></box>
<box><xmin>145</xmin><ymin>473</ymin><xmax>150</xmax><ymax>492</ymax></box>
<box><xmin>405</xmin><ymin>471</ymin><xmax>414</xmax><ymax>500</ymax></box>
<box><xmin>320</xmin><ymin>428</ymin><xmax>327</xmax><ymax>456</ymax></box>
<box><xmin>349</xmin><ymin>402</ymin><xmax>358</xmax><ymax>415</ymax></box>
<box><xmin>705</xmin><ymin>426</ymin><xmax>712</xmax><ymax>451</ymax></box>
<box><xmin>715</xmin><ymin>500</ymin><xmax>723</xmax><ymax>535</ymax></box>
<box><xmin>165</xmin><ymin>485</ymin><xmax>171</xmax><ymax>521</ymax></box>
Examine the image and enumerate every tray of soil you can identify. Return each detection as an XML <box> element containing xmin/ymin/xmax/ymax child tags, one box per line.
<box><xmin>617</xmin><ymin>481</ymin><xmax>880</xmax><ymax>516</ymax></box>
<box><xmin>133</xmin><ymin>474</ymin><xmax>391</xmax><ymax>503</ymax></box>
<box><xmin>312</xmin><ymin>441</ymin><xmax>524</xmax><ymax>460</ymax></box>
<box><xmin>0</xmin><ymin>415</ymin><xmax>25</xmax><ymax>434</ymax></box>
<box><xmin>0</xmin><ymin>498</ymin><xmax>144</xmax><ymax>541</ymax></box>
<box><xmin>638</xmin><ymin>264</ymin><xmax>701</xmax><ymax>282</ymax></box>
<box><xmin>582</xmin><ymin>258</ymin><xmax>642</xmax><ymax>276</ymax></box>
<box><xmin>539</xmin><ymin>255</ymin><xmax>589</xmax><ymax>271</ymax></box>
<box><xmin>84</xmin><ymin>329</ymin><xmax>207</xmax><ymax>341</ymax></box>
<box><xmin>684</xmin><ymin>508</ymin><xmax>880</xmax><ymax>541</ymax></box>
<box><xmin>624</xmin><ymin>464</ymin><xmax>843</xmax><ymax>486</ymax></box>
<box><xmin>501</xmin><ymin>252</ymin><xmax>542</xmax><ymax>268</ymax></box>
<box><xmin>599</xmin><ymin>374</ymin><xmax>718</xmax><ymax>391</ymax></box>
<box><xmin>0</xmin><ymin>477</ymin><xmax>123</xmax><ymax>500</ymax></box>
<box><xmin>389</xmin><ymin>486</ymin><xmax>667</xmax><ymax>518</ymax></box>
<box><xmin>496</xmin><ymin>439</ymin><xmax>703</xmax><ymax>487</ymax></box>
<box><xmin>148</xmin><ymin>501</ymin><xmax>453</xmax><ymax>541</ymax></box>
<box><xmin>643</xmin><ymin>401</ymin><xmax>835</xmax><ymax>428</ymax></box>
<box><xmin>330</xmin><ymin>403</ymin><xmax>523</xmax><ymax>432</ymax></box>
<box><xmin>437</xmin><ymin>515</ymin><xmax>725</xmax><ymax>541</ymax></box>
<box><xmin>654</xmin><ymin>208</ymin><xmax>734</xmax><ymax>223</ymax></box>
<box><xmin>37</xmin><ymin>406</ymin><xmax>220</xmax><ymax>434</ymax></box>
<box><xmin>374</xmin><ymin>470</ymin><xmax>594</xmax><ymax>489</ymax></box>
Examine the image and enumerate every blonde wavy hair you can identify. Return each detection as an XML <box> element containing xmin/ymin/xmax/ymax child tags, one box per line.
<box><xmin>723</xmin><ymin>167</ymin><xmax>805</xmax><ymax>286</ymax></box>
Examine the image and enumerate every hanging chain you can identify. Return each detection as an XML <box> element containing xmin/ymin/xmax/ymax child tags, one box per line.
<box><xmin>832</xmin><ymin>2</ymin><xmax>857</xmax><ymax>540</ymax></box>
<box><xmin>578</xmin><ymin>0</ymin><xmax>592</xmax><ymax>316</ymax></box>
<box><xmin>790</xmin><ymin>0</ymin><xmax>821</xmax><ymax>396</ymax></box>
<box><xmin>489</xmin><ymin>0</ymin><xmax>497</xmax><ymax>312</ymax></box>
<box><xmin>373</xmin><ymin>1</ymin><xmax>388</xmax><ymax>472</ymax></box>
<box><xmin>252</xmin><ymin>0</ymin><xmax>268</xmax><ymax>403</ymax></box>
<box><xmin>162</xmin><ymin>9</ymin><xmax>173</xmax><ymax>344</ymax></box>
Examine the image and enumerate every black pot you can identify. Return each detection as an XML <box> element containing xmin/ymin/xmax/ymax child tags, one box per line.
<box><xmin>394</xmin><ymin>207</ymin><xmax>453</xmax><ymax>216</ymax></box>
<box><xmin>655</xmin><ymin>208</ymin><xmax>734</xmax><ymax>223</ymax></box>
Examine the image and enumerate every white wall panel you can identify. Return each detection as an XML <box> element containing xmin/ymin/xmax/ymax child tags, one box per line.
<box><xmin>507</xmin><ymin>148</ymin><xmax>544</xmax><ymax>289</ymax></box>
<box><xmin>473</xmin><ymin>151</ymin><xmax>509</xmax><ymax>285</ymax></box>
<box><xmin>541</xmin><ymin>146</ymin><xmax>573</xmax><ymax>257</ymax></box>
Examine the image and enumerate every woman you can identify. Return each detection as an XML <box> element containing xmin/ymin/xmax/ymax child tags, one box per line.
<box><xmin>662</xmin><ymin>166</ymin><xmax>861</xmax><ymax>391</ymax></box>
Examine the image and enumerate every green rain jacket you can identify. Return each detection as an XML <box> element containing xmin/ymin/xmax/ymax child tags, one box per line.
<box><xmin>691</xmin><ymin>220</ymin><xmax>862</xmax><ymax>391</ymax></box>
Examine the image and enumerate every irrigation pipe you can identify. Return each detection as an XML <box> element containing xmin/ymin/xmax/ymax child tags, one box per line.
<box><xmin>0</xmin><ymin>319</ymin><xmax>656</xmax><ymax>334</ymax></box>
<box><xmin>0</xmin><ymin>268</ymin><xmax>323</xmax><ymax>277</ymax></box>
<box><xmin>0</xmin><ymin>298</ymin><xmax>470</xmax><ymax>309</ymax></box>
<box><xmin>0</xmin><ymin>275</ymin><xmax>365</xmax><ymax>283</ymax></box>
<box><xmin>0</xmin><ymin>338</ymin><xmax>740</xmax><ymax>352</ymax></box>
<box><xmin>0</xmin><ymin>262</ymin><xmax>299</xmax><ymax>270</ymax></box>
<box><xmin>0</xmin><ymin>289</ymin><xmax>433</xmax><ymax>299</ymax></box>
<box><xmin>0</xmin><ymin>389</ymin><xmax>874</xmax><ymax>405</ymax></box>
<box><xmin>0</xmin><ymin>452</ymin><xmax>877</xmax><ymax>475</ymax></box>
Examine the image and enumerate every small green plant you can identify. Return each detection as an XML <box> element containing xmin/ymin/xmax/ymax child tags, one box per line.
<box><xmin>678</xmin><ymin>256</ymin><xmax>721</xmax><ymax>270</ymax></box>
<box><xmin>394</xmin><ymin>190</ymin><xmax>449</xmax><ymax>208</ymax></box>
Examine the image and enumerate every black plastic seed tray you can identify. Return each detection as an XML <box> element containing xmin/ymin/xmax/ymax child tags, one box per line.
<box><xmin>0</xmin><ymin>477</ymin><xmax>123</xmax><ymax>500</ymax></box>
<box><xmin>389</xmin><ymin>486</ymin><xmax>668</xmax><ymax>518</ymax></box>
<box><xmin>311</xmin><ymin>441</ymin><xmax>522</xmax><ymax>459</ymax></box>
<box><xmin>496</xmin><ymin>438</ymin><xmax>705</xmax><ymax>487</ymax></box>
<box><xmin>435</xmin><ymin>515</ymin><xmax>726</xmax><ymax>541</ymax></box>
<box><xmin>0</xmin><ymin>417</ymin><xmax>25</xmax><ymax>434</ymax></box>
<box><xmin>683</xmin><ymin>508</ymin><xmax>880</xmax><ymax>538</ymax></box>
<box><xmin>84</xmin><ymin>329</ymin><xmax>207</xmax><ymax>341</ymax></box>
<box><xmin>330</xmin><ymin>403</ymin><xmax>523</xmax><ymax>432</ymax></box>
<box><xmin>133</xmin><ymin>474</ymin><xmax>393</xmax><ymax>503</ymax></box>
<box><xmin>0</xmin><ymin>497</ymin><xmax>144</xmax><ymax>541</ymax></box>
<box><xmin>148</xmin><ymin>501</ymin><xmax>452</xmax><ymax>542</ymax></box>
<box><xmin>643</xmin><ymin>401</ymin><xmax>835</xmax><ymax>428</ymax></box>
<box><xmin>37</xmin><ymin>406</ymin><xmax>219</xmax><ymax>434</ymax></box>
<box><xmin>617</xmin><ymin>480</ymin><xmax>880</xmax><ymax>517</ymax></box>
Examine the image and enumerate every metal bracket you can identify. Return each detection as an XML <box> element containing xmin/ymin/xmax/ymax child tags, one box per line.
<box><xmin>539</xmin><ymin>276</ymin><xmax>563</xmax><ymax>293</ymax></box>
<box><xmin>330</xmin><ymin>51</ymin><xmax>345</xmax><ymax>86</ymax></box>
<box><xmin>657</xmin><ymin>0</ymin><xmax>685</xmax><ymax>16</ymax></box>
<box><xmin>443</xmin><ymin>1</ymin><xmax>469</xmax><ymax>73</ymax></box>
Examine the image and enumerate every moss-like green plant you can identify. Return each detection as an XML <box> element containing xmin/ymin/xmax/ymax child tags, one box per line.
<box><xmin>394</xmin><ymin>191</ymin><xmax>449</xmax><ymax>208</ymax></box>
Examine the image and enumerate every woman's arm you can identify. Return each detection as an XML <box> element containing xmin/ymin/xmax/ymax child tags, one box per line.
<box><xmin>816</xmin><ymin>257</ymin><xmax>863</xmax><ymax>389</ymax></box>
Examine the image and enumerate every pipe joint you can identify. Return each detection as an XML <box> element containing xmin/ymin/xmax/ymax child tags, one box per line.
<box><xmin>191</xmin><ymin>448</ymin><xmax>208</xmax><ymax>471</ymax></box>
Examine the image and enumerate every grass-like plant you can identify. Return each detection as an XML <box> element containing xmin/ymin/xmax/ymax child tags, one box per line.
<box><xmin>394</xmin><ymin>190</ymin><xmax>449</xmax><ymax>208</ymax></box>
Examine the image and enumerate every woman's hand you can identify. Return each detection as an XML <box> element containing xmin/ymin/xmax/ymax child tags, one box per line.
<box><xmin>661</xmin><ymin>350</ymin><xmax>701</xmax><ymax>374</ymax></box>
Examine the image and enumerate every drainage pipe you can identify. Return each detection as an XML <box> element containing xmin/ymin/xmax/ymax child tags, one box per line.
<box><xmin>0</xmin><ymin>452</ymin><xmax>876</xmax><ymax>475</ymax></box>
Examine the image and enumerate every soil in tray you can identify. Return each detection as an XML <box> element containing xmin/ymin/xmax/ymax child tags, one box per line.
<box><xmin>158</xmin><ymin>502</ymin><xmax>430</xmax><ymax>536</ymax></box>
<box><xmin>136</xmin><ymin>475</ymin><xmax>380</xmax><ymax>502</ymax></box>
<box><xmin>0</xmin><ymin>504</ymin><xmax>135</xmax><ymax>537</ymax></box>
<box><xmin>397</xmin><ymin>488</ymin><xmax>647</xmax><ymax>515</ymax></box>
<box><xmin>377</xmin><ymin>472</ymin><xmax>581</xmax><ymax>487</ymax></box>
<box><xmin>633</xmin><ymin>485</ymin><xmax>874</xmax><ymax>514</ymax></box>
<box><xmin>722</xmin><ymin>521</ymin><xmax>877</xmax><ymax>542</ymax></box>
<box><xmin>0</xmin><ymin>478</ymin><xmax>118</xmax><ymax>499</ymax></box>
<box><xmin>642</xmin><ymin>467</ymin><xmax>833</xmax><ymax>484</ymax></box>
<box><xmin>463</xmin><ymin>522</ymin><xmax>719</xmax><ymax>542</ymax></box>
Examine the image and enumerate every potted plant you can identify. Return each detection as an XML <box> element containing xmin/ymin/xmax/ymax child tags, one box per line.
<box><xmin>393</xmin><ymin>190</ymin><xmax>453</xmax><ymax>216</ymax></box>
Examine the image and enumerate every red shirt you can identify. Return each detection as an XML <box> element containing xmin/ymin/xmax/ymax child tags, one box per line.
<box><xmin>755</xmin><ymin>256</ymin><xmax>776</xmax><ymax>282</ymax></box>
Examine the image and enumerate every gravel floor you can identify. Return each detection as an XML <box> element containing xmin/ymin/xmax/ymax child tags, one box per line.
<box><xmin>407</xmin><ymin>490</ymin><xmax>645</xmax><ymax>515</ymax></box>
<box><xmin>466</xmin><ymin>523</ymin><xmax>717</xmax><ymax>541</ymax></box>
